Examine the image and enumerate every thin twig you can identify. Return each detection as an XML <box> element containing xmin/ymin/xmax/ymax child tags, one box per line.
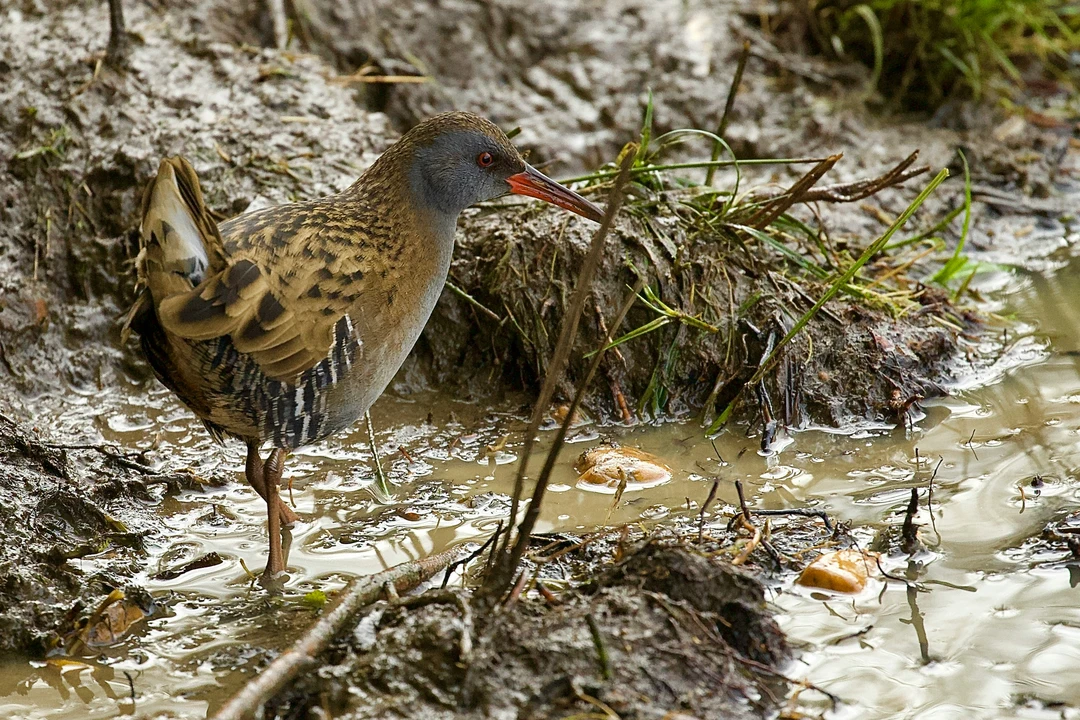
<box><xmin>747</xmin><ymin>154</ymin><xmax>842</xmax><ymax>229</ymax></box>
<box><xmin>755</xmin><ymin>152</ymin><xmax>928</xmax><ymax>204</ymax></box>
<box><xmin>329</xmin><ymin>74</ymin><xmax>431</xmax><ymax>85</ymax></box>
<box><xmin>446</xmin><ymin>280</ymin><xmax>502</xmax><ymax>321</ymax></box>
<box><xmin>736</xmin><ymin>479</ymin><xmax>752</xmax><ymax>522</ymax></box>
<box><xmin>210</xmin><ymin>549</ymin><xmax>456</xmax><ymax>720</ymax></box>
<box><xmin>536</xmin><ymin>581</ymin><xmax>560</xmax><ymax>606</ymax></box>
<box><xmin>558</xmin><ymin>156</ymin><xmax>830</xmax><ymax>185</ymax></box>
<box><xmin>365</xmin><ymin>411</ymin><xmax>390</xmax><ymax>498</ymax></box>
<box><xmin>901</xmin><ymin>487</ymin><xmax>920</xmax><ymax>555</ymax></box>
<box><xmin>441</xmin><ymin>523</ymin><xmax>503</xmax><ymax>589</ymax></box>
<box><xmin>503</xmin><ymin>570</ymin><xmax>529</xmax><ymax>610</ymax></box>
<box><xmin>501</xmin><ymin>266</ymin><xmax>642</xmax><ymax>586</ymax></box>
<box><xmin>873</xmin><ymin>554</ymin><xmax>920</xmax><ymax>588</ymax></box>
<box><xmin>706</xmin><ymin>40</ymin><xmax>751</xmax><ymax>186</ymax></box>
<box><xmin>485</xmin><ymin>151</ymin><xmax>637</xmax><ymax>595</ymax></box>
<box><xmin>728</xmin><ymin>480</ymin><xmax>760</xmax><ymax>565</ymax></box>
<box><xmin>750</xmin><ymin>507</ymin><xmax>834</xmax><ymax>531</ymax></box>
<box><xmin>698</xmin><ymin>479</ymin><xmax>720</xmax><ymax>542</ymax></box>
<box><xmin>732</xmin><ymin>516</ymin><xmax>762</xmax><ymax>566</ymax></box>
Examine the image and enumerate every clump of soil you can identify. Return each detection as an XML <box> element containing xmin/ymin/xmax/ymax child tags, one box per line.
<box><xmin>0</xmin><ymin>412</ymin><xmax>161</xmax><ymax>656</ymax></box>
<box><xmin>276</xmin><ymin>542</ymin><xmax>791</xmax><ymax>720</ymax></box>
<box><xmin>416</xmin><ymin>198</ymin><xmax>969</xmax><ymax>429</ymax></box>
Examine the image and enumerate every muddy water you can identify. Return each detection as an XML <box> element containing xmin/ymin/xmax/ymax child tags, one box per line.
<box><xmin>3</xmin><ymin>234</ymin><xmax>1080</xmax><ymax>718</ymax></box>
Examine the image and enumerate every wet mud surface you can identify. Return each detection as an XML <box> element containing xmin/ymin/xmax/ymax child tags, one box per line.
<box><xmin>0</xmin><ymin>412</ymin><xmax>162</xmax><ymax>657</ymax></box>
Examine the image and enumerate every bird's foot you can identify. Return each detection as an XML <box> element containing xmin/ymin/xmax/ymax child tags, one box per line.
<box><xmin>258</xmin><ymin>566</ymin><xmax>287</xmax><ymax>592</ymax></box>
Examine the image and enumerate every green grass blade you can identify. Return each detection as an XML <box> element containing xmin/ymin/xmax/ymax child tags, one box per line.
<box><xmin>584</xmin><ymin>316</ymin><xmax>671</xmax><ymax>358</ymax></box>
<box><xmin>932</xmin><ymin>149</ymin><xmax>972</xmax><ymax>285</ymax></box>
<box><xmin>849</xmin><ymin>4</ymin><xmax>884</xmax><ymax>93</ymax></box>
<box><xmin>559</xmin><ymin>157</ymin><xmax>828</xmax><ymax>185</ymax></box>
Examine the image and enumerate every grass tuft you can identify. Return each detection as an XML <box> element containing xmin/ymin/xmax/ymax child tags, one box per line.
<box><xmin>795</xmin><ymin>0</ymin><xmax>1080</xmax><ymax>109</ymax></box>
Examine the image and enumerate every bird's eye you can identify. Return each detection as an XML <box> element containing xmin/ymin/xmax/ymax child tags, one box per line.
<box><xmin>477</xmin><ymin>152</ymin><xmax>494</xmax><ymax>168</ymax></box>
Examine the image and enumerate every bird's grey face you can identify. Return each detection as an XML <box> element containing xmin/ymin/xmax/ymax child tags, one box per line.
<box><xmin>410</xmin><ymin>130</ymin><xmax>523</xmax><ymax>213</ymax></box>
<box><xmin>409</xmin><ymin>130</ymin><xmax>603</xmax><ymax>222</ymax></box>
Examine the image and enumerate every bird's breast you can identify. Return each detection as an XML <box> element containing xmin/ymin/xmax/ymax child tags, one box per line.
<box><xmin>320</xmin><ymin>229</ymin><xmax>454</xmax><ymax>435</ymax></box>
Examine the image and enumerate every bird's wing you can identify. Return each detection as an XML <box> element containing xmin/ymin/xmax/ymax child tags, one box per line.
<box><xmin>123</xmin><ymin>156</ymin><xmax>227</xmax><ymax>344</ymax></box>
<box><xmin>156</xmin><ymin>257</ymin><xmax>359</xmax><ymax>382</ymax></box>
<box><xmin>141</xmin><ymin>157</ymin><xmax>358</xmax><ymax>383</ymax></box>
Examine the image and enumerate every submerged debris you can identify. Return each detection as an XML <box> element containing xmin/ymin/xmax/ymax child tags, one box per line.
<box><xmin>797</xmin><ymin>548</ymin><xmax>879</xmax><ymax>594</ymax></box>
<box><xmin>575</xmin><ymin>444</ymin><xmax>672</xmax><ymax>491</ymax></box>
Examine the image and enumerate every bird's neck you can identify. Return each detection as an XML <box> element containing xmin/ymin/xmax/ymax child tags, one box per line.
<box><xmin>347</xmin><ymin>149</ymin><xmax>461</xmax><ymax>248</ymax></box>
<box><xmin>338</xmin><ymin>157</ymin><xmax>457</xmax><ymax>304</ymax></box>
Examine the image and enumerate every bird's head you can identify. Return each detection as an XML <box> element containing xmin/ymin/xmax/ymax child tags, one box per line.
<box><xmin>399</xmin><ymin>112</ymin><xmax>603</xmax><ymax>224</ymax></box>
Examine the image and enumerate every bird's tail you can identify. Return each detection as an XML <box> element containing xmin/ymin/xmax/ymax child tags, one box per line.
<box><xmin>122</xmin><ymin>157</ymin><xmax>225</xmax><ymax>342</ymax></box>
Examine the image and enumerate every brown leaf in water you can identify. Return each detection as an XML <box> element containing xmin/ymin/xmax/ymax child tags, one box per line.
<box><xmin>797</xmin><ymin>549</ymin><xmax>878</xmax><ymax>594</ymax></box>
<box><xmin>576</xmin><ymin>444</ymin><xmax>672</xmax><ymax>489</ymax></box>
<box><xmin>84</xmin><ymin>599</ymin><xmax>145</xmax><ymax>647</ymax></box>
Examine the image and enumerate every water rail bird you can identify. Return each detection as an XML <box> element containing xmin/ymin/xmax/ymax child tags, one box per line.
<box><xmin>125</xmin><ymin>112</ymin><xmax>603</xmax><ymax>583</ymax></box>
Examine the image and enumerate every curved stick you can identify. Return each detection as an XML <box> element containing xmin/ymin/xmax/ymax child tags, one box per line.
<box><xmin>211</xmin><ymin>548</ymin><xmax>458</xmax><ymax>720</ymax></box>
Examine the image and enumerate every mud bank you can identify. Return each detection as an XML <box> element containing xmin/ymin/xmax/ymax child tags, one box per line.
<box><xmin>272</xmin><ymin>541</ymin><xmax>792</xmax><ymax>720</ymax></box>
<box><xmin>0</xmin><ymin>412</ymin><xmax>164</xmax><ymax>656</ymax></box>
<box><xmin>418</xmin><ymin>196</ymin><xmax>969</xmax><ymax>429</ymax></box>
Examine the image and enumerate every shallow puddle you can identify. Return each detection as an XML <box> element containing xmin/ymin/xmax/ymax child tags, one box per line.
<box><xmin>4</xmin><ymin>234</ymin><xmax>1080</xmax><ymax>719</ymax></box>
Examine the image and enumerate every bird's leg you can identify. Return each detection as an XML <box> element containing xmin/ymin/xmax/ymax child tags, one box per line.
<box><xmin>261</xmin><ymin>448</ymin><xmax>288</xmax><ymax>581</ymax></box>
<box><xmin>106</xmin><ymin>0</ymin><xmax>129</xmax><ymax>66</ymax></box>
<box><xmin>245</xmin><ymin>440</ymin><xmax>264</xmax><ymax>491</ymax></box>
<box><xmin>245</xmin><ymin>441</ymin><xmax>299</xmax><ymax>526</ymax></box>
